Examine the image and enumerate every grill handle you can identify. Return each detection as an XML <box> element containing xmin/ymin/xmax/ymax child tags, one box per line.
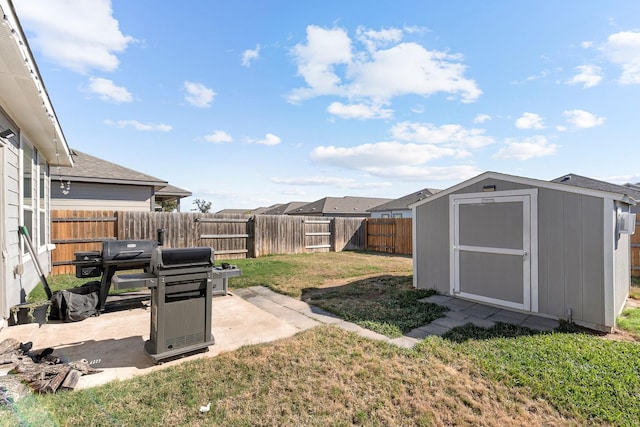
<box><xmin>113</xmin><ymin>250</ymin><xmax>145</xmax><ymax>259</ymax></box>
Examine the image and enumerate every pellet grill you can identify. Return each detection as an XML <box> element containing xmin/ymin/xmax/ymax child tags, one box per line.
<box><xmin>113</xmin><ymin>246</ymin><xmax>241</xmax><ymax>363</ymax></box>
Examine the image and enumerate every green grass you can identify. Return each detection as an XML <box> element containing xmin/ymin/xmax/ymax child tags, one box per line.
<box><xmin>302</xmin><ymin>275</ymin><xmax>445</xmax><ymax>337</ymax></box>
<box><xmin>29</xmin><ymin>270</ymin><xmax>144</xmax><ymax>303</ymax></box>
<box><xmin>617</xmin><ymin>308</ymin><xmax>640</xmax><ymax>336</ymax></box>
<box><xmin>429</xmin><ymin>329</ymin><xmax>640</xmax><ymax>425</ymax></box>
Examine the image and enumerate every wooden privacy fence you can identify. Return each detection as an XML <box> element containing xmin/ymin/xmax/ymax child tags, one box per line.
<box><xmin>632</xmin><ymin>218</ymin><xmax>640</xmax><ymax>278</ymax></box>
<box><xmin>51</xmin><ymin>211</ymin><xmax>367</xmax><ymax>275</ymax></box>
<box><xmin>365</xmin><ymin>218</ymin><xmax>412</xmax><ymax>254</ymax></box>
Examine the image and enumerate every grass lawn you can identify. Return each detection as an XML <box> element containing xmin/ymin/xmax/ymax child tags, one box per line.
<box><xmin>7</xmin><ymin>251</ymin><xmax>639</xmax><ymax>426</ymax></box>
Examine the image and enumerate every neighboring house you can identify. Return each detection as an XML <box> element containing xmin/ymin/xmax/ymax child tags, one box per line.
<box><xmin>154</xmin><ymin>184</ymin><xmax>192</xmax><ymax>212</ymax></box>
<box><xmin>550</xmin><ymin>173</ymin><xmax>640</xmax><ymax>216</ymax></box>
<box><xmin>216</xmin><ymin>208</ymin><xmax>253</xmax><ymax>215</ymax></box>
<box><xmin>262</xmin><ymin>202</ymin><xmax>308</xmax><ymax>215</ymax></box>
<box><xmin>0</xmin><ymin>0</ymin><xmax>73</xmax><ymax>325</ymax></box>
<box><xmin>369</xmin><ymin>188</ymin><xmax>440</xmax><ymax>218</ymax></box>
<box><xmin>288</xmin><ymin>196</ymin><xmax>393</xmax><ymax>217</ymax></box>
<box><xmin>412</xmin><ymin>171</ymin><xmax>637</xmax><ymax>332</ymax></box>
<box><xmin>51</xmin><ymin>149</ymin><xmax>190</xmax><ymax>212</ymax></box>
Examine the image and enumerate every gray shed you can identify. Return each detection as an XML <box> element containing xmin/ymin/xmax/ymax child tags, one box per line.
<box><xmin>411</xmin><ymin>172</ymin><xmax>637</xmax><ymax>332</ymax></box>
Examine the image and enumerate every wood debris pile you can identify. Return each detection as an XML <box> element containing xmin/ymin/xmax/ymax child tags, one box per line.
<box><xmin>0</xmin><ymin>337</ymin><xmax>101</xmax><ymax>400</ymax></box>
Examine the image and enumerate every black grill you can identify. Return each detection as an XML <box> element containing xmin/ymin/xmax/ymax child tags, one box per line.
<box><xmin>111</xmin><ymin>246</ymin><xmax>241</xmax><ymax>363</ymax></box>
<box><xmin>73</xmin><ymin>240</ymin><xmax>157</xmax><ymax>310</ymax></box>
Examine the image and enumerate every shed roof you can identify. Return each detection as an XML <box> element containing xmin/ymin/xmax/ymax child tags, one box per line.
<box><xmin>291</xmin><ymin>196</ymin><xmax>393</xmax><ymax>215</ymax></box>
<box><xmin>368</xmin><ymin>187</ymin><xmax>440</xmax><ymax>212</ymax></box>
<box><xmin>55</xmin><ymin>149</ymin><xmax>167</xmax><ymax>189</ymax></box>
<box><xmin>411</xmin><ymin>171</ymin><xmax>637</xmax><ymax>209</ymax></box>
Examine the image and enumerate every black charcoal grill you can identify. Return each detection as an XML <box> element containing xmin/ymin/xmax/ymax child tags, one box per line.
<box><xmin>112</xmin><ymin>246</ymin><xmax>241</xmax><ymax>363</ymax></box>
<box><xmin>74</xmin><ymin>240</ymin><xmax>158</xmax><ymax>310</ymax></box>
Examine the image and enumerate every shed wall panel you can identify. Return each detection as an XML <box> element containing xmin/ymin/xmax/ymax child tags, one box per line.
<box><xmin>537</xmin><ymin>188</ymin><xmax>565</xmax><ymax>316</ymax></box>
<box><xmin>561</xmin><ymin>192</ymin><xmax>584</xmax><ymax>322</ymax></box>
<box><xmin>614</xmin><ymin>217</ymin><xmax>630</xmax><ymax>316</ymax></box>
<box><xmin>581</xmin><ymin>196</ymin><xmax>604</xmax><ymax>326</ymax></box>
<box><xmin>414</xmin><ymin>195</ymin><xmax>449</xmax><ymax>293</ymax></box>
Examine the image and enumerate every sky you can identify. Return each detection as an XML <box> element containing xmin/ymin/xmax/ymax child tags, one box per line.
<box><xmin>11</xmin><ymin>1</ymin><xmax>640</xmax><ymax>212</ymax></box>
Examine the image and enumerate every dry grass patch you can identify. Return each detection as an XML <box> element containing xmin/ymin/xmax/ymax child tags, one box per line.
<box><xmin>8</xmin><ymin>327</ymin><xmax>573</xmax><ymax>426</ymax></box>
<box><xmin>229</xmin><ymin>251</ymin><xmax>413</xmax><ymax>298</ymax></box>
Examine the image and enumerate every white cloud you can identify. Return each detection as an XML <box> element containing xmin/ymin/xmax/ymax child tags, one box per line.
<box><xmin>563</xmin><ymin>109</ymin><xmax>606</xmax><ymax>128</ymax></box>
<box><xmin>241</xmin><ymin>45</ymin><xmax>260</xmax><ymax>67</ymax></box>
<box><xmin>356</xmin><ymin>26</ymin><xmax>403</xmax><ymax>53</ymax></box>
<box><xmin>104</xmin><ymin>119</ymin><xmax>172</xmax><ymax>132</ymax></box>
<box><xmin>473</xmin><ymin>114</ymin><xmax>491</xmax><ymax>124</ymax></box>
<box><xmin>600</xmin><ymin>30</ymin><xmax>640</xmax><ymax>84</ymax></box>
<box><xmin>494</xmin><ymin>136</ymin><xmax>558</xmax><ymax>160</ymax></box>
<box><xmin>327</xmin><ymin>102</ymin><xmax>393</xmax><ymax>119</ymax></box>
<box><xmin>204</xmin><ymin>130</ymin><xmax>233</xmax><ymax>143</ymax></box>
<box><xmin>310</xmin><ymin>141</ymin><xmax>456</xmax><ymax>169</ymax></box>
<box><xmin>391</xmin><ymin>122</ymin><xmax>494</xmax><ymax>148</ymax></box>
<box><xmin>86</xmin><ymin>77</ymin><xmax>132</xmax><ymax>103</ymax></box>
<box><xmin>184</xmin><ymin>81</ymin><xmax>216</xmax><ymax>108</ymax></box>
<box><xmin>288</xmin><ymin>25</ymin><xmax>352</xmax><ymax>102</ymax></box>
<box><xmin>250</xmin><ymin>133</ymin><xmax>281</xmax><ymax>146</ymax></box>
<box><xmin>581</xmin><ymin>41</ymin><xmax>593</xmax><ymax>49</ymax></box>
<box><xmin>270</xmin><ymin>176</ymin><xmax>390</xmax><ymax>189</ymax></box>
<box><xmin>14</xmin><ymin>0</ymin><xmax>135</xmax><ymax>74</ymax></box>
<box><xmin>515</xmin><ymin>112</ymin><xmax>545</xmax><ymax>129</ymax></box>
<box><xmin>361</xmin><ymin>164</ymin><xmax>479</xmax><ymax>181</ymax></box>
<box><xmin>566</xmin><ymin>65</ymin><xmax>603</xmax><ymax>88</ymax></box>
<box><xmin>288</xmin><ymin>25</ymin><xmax>481</xmax><ymax>105</ymax></box>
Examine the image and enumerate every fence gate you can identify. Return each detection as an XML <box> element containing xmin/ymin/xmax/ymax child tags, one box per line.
<box><xmin>304</xmin><ymin>219</ymin><xmax>332</xmax><ymax>252</ymax></box>
<box><xmin>197</xmin><ymin>217</ymin><xmax>252</xmax><ymax>259</ymax></box>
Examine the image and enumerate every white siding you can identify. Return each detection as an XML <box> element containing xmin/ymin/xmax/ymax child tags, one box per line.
<box><xmin>371</xmin><ymin>209</ymin><xmax>411</xmax><ymax>218</ymax></box>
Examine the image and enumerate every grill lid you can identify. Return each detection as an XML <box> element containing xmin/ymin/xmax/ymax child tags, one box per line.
<box><xmin>102</xmin><ymin>240</ymin><xmax>158</xmax><ymax>263</ymax></box>
<box><xmin>151</xmin><ymin>247</ymin><xmax>214</xmax><ymax>269</ymax></box>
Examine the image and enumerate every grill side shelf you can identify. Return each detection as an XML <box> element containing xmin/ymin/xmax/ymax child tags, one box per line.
<box><xmin>112</xmin><ymin>273</ymin><xmax>158</xmax><ymax>289</ymax></box>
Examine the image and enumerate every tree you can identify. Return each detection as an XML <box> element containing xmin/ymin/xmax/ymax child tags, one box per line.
<box><xmin>192</xmin><ymin>198</ymin><xmax>212</xmax><ymax>213</ymax></box>
<box><xmin>160</xmin><ymin>200</ymin><xmax>178</xmax><ymax>212</ymax></box>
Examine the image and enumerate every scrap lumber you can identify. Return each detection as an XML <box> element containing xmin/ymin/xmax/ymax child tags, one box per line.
<box><xmin>0</xmin><ymin>338</ymin><xmax>101</xmax><ymax>394</ymax></box>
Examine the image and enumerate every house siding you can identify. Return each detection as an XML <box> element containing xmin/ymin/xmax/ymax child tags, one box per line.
<box><xmin>51</xmin><ymin>182</ymin><xmax>155</xmax><ymax>211</ymax></box>
<box><xmin>2</xmin><ymin>136</ymin><xmax>20</xmax><ymax>318</ymax></box>
<box><xmin>370</xmin><ymin>209</ymin><xmax>411</xmax><ymax>218</ymax></box>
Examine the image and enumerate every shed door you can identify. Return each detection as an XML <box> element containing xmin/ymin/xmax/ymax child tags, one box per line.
<box><xmin>451</xmin><ymin>192</ymin><xmax>535</xmax><ymax>311</ymax></box>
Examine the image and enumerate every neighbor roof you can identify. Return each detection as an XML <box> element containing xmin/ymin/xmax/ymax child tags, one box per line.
<box><xmin>56</xmin><ymin>149</ymin><xmax>167</xmax><ymax>189</ymax></box>
<box><xmin>368</xmin><ymin>188</ymin><xmax>440</xmax><ymax>212</ymax></box>
<box><xmin>263</xmin><ymin>202</ymin><xmax>309</xmax><ymax>215</ymax></box>
<box><xmin>412</xmin><ymin>171</ymin><xmax>638</xmax><ymax>209</ymax></box>
<box><xmin>551</xmin><ymin>173</ymin><xmax>640</xmax><ymax>202</ymax></box>
<box><xmin>155</xmin><ymin>184</ymin><xmax>192</xmax><ymax>198</ymax></box>
<box><xmin>291</xmin><ymin>196</ymin><xmax>393</xmax><ymax>215</ymax></box>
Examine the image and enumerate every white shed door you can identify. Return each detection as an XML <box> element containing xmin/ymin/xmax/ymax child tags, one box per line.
<box><xmin>451</xmin><ymin>191</ymin><xmax>537</xmax><ymax>311</ymax></box>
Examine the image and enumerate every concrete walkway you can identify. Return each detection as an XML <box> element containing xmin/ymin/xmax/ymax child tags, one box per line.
<box><xmin>233</xmin><ymin>286</ymin><xmax>560</xmax><ymax>349</ymax></box>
